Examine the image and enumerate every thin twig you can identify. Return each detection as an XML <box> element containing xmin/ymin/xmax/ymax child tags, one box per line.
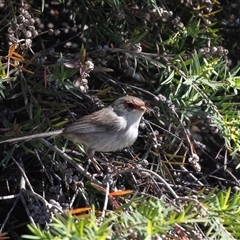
<box><xmin>113</xmin><ymin>167</ymin><xmax>179</xmax><ymax>199</ymax></box>
<box><xmin>39</xmin><ymin>138</ymin><xmax>103</xmax><ymax>186</ymax></box>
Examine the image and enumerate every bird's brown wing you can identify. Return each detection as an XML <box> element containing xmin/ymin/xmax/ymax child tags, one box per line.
<box><xmin>62</xmin><ymin>107</ymin><xmax>127</xmax><ymax>134</ymax></box>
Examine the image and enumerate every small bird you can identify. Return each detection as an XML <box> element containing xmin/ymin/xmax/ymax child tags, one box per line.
<box><xmin>0</xmin><ymin>96</ymin><xmax>149</xmax><ymax>159</ymax></box>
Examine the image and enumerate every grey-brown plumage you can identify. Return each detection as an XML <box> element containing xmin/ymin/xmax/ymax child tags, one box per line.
<box><xmin>0</xmin><ymin>96</ymin><xmax>149</xmax><ymax>159</ymax></box>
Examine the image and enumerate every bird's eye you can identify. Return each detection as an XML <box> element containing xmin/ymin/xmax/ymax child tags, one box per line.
<box><xmin>127</xmin><ymin>102</ymin><xmax>135</xmax><ymax>108</ymax></box>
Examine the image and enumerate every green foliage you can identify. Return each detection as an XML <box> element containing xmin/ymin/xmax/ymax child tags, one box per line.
<box><xmin>21</xmin><ymin>198</ymin><xmax>207</xmax><ymax>239</ymax></box>
<box><xmin>47</xmin><ymin>55</ymin><xmax>79</xmax><ymax>88</ymax></box>
<box><xmin>159</xmin><ymin>52</ymin><xmax>240</xmax><ymax>155</ymax></box>
<box><xmin>203</xmin><ymin>188</ymin><xmax>240</xmax><ymax>239</ymax></box>
<box><xmin>22</xmin><ymin>190</ymin><xmax>240</xmax><ymax>239</ymax></box>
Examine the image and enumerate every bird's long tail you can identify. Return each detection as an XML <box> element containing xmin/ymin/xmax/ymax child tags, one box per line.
<box><xmin>0</xmin><ymin>129</ymin><xmax>63</xmax><ymax>144</ymax></box>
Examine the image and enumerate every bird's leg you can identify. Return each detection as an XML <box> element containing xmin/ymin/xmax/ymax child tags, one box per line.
<box><xmin>92</xmin><ymin>155</ymin><xmax>115</xmax><ymax>168</ymax></box>
<box><xmin>86</xmin><ymin>149</ymin><xmax>116</xmax><ymax>177</ymax></box>
<box><xmin>84</xmin><ymin>148</ymin><xmax>103</xmax><ymax>175</ymax></box>
<box><xmin>87</xmin><ymin>156</ymin><xmax>103</xmax><ymax>175</ymax></box>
